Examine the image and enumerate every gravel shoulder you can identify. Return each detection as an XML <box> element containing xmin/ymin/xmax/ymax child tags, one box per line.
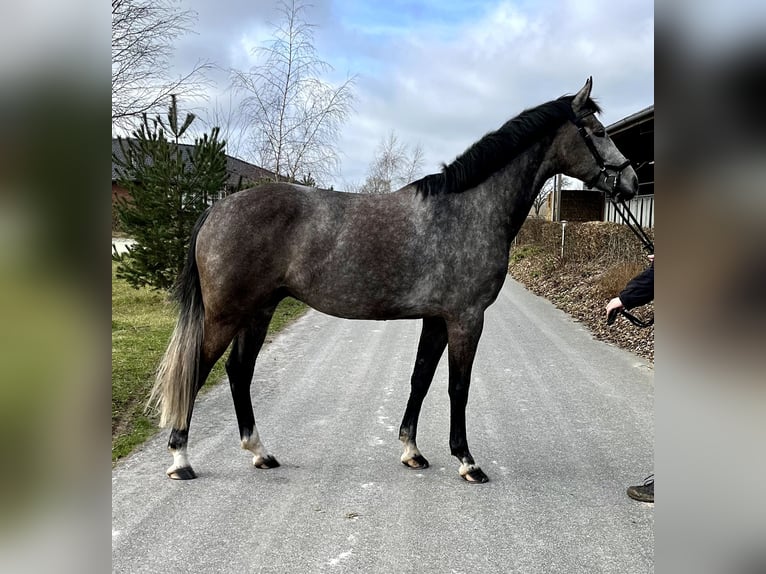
<box><xmin>509</xmin><ymin>257</ymin><xmax>654</xmax><ymax>364</ymax></box>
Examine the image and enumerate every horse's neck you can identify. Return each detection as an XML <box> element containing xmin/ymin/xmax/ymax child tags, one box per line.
<box><xmin>479</xmin><ymin>138</ymin><xmax>558</xmax><ymax>239</ymax></box>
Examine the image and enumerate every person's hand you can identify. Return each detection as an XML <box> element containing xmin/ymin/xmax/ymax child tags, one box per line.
<box><xmin>606</xmin><ymin>296</ymin><xmax>624</xmax><ymax>317</ymax></box>
<box><xmin>647</xmin><ymin>254</ymin><xmax>654</xmax><ymax>263</ymax></box>
<box><xmin>606</xmin><ymin>296</ymin><xmax>624</xmax><ymax>324</ymax></box>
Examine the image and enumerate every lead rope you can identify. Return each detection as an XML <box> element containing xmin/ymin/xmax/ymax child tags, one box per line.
<box><xmin>610</xmin><ymin>198</ymin><xmax>654</xmax><ymax>254</ymax></box>
<box><xmin>607</xmin><ymin>197</ymin><xmax>654</xmax><ymax>328</ymax></box>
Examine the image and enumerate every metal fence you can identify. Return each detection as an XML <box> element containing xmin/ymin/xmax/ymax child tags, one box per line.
<box><xmin>604</xmin><ymin>194</ymin><xmax>654</xmax><ymax>228</ymax></box>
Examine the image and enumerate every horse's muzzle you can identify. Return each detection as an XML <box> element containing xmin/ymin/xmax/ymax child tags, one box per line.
<box><xmin>600</xmin><ymin>164</ymin><xmax>638</xmax><ymax>202</ymax></box>
<box><xmin>614</xmin><ymin>165</ymin><xmax>639</xmax><ymax>201</ymax></box>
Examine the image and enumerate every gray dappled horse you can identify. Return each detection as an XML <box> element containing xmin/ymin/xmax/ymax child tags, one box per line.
<box><xmin>150</xmin><ymin>78</ymin><xmax>637</xmax><ymax>483</ymax></box>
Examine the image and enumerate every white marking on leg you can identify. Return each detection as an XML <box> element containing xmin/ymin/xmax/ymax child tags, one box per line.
<box><xmin>167</xmin><ymin>445</ymin><xmax>191</xmax><ymax>475</ymax></box>
<box><xmin>459</xmin><ymin>462</ymin><xmax>480</xmax><ymax>477</ymax></box>
<box><xmin>400</xmin><ymin>441</ymin><xmax>422</xmax><ymax>465</ymax></box>
<box><xmin>241</xmin><ymin>428</ymin><xmax>271</xmax><ymax>467</ymax></box>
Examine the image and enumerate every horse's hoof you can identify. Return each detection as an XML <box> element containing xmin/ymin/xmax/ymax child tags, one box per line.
<box><xmin>402</xmin><ymin>454</ymin><xmax>430</xmax><ymax>470</ymax></box>
<box><xmin>460</xmin><ymin>466</ymin><xmax>489</xmax><ymax>484</ymax></box>
<box><xmin>254</xmin><ymin>455</ymin><xmax>280</xmax><ymax>469</ymax></box>
<box><xmin>167</xmin><ymin>466</ymin><xmax>197</xmax><ymax>480</ymax></box>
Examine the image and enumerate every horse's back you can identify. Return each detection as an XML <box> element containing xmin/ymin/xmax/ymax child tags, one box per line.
<box><xmin>194</xmin><ymin>182</ymin><xmax>503</xmax><ymax>321</ymax></box>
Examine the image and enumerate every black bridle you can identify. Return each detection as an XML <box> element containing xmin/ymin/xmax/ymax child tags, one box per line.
<box><xmin>571</xmin><ymin>112</ymin><xmax>655</xmax><ymax>329</ymax></box>
<box><xmin>572</xmin><ymin>112</ymin><xmax>633</xmax><ymax>199</ymax></box>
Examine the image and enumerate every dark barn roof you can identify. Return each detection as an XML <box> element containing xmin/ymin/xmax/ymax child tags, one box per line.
<box><xmin>606</xmin><ymin>105</ymin><xmax>654</xmax><ymax>196</ymax></box>
<box><xmin>111</xmin><ymin>139</ymin><xmax>275</xmax><ymax>187</ymax></box>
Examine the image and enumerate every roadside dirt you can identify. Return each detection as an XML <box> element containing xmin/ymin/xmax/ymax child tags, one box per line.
<box><xmin>509</xmin><ymin>256</ymin><xmax>654</xmax><ymax>364</ymax></box>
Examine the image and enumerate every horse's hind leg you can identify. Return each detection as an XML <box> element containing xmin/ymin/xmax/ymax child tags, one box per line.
<box><xmin>226</xmin><ymin>307</ymin><xmax>280</xmax><ymax>470</ymax></box>
<box><xmin>399</xmin><ymin>317</ymin><xmax>448</xmax><ymax>470</ymax></box>
<box><xmin>167</xmin><ymin>318</ymin><xmax>239</xmax><ymax>479</ymax></box>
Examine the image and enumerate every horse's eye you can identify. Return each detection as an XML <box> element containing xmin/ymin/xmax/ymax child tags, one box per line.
<box><xmin>593</xmin><ymin>128</ymin><xmax>606</xmax><ymax>137</ymax></box>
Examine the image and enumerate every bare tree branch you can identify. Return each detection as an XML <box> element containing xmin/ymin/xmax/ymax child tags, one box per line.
<box><xmin>359</xmin><ymin>130</ymin><xmax>425</xmax><ymax>194</ymax></box>
<box><xmin>112</xmin><ymin>0</ymin><xmax>211</xmax><ymax>132</ymax></box>
<box><xmin>199</xmin><ymin>91</ymin><xmax>248</xmax><ymax>160</ymax></box>
<box><xmin>231</xmin><ymin>0</ymin><xmax>355</xmax><ymax>185</ymax></box>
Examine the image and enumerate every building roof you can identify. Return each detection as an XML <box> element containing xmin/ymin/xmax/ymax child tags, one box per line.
<box><xmin>605</xmin><ymin>105</ymin><xmax>654</xmax><ymax>196</ymax></box>
<box><xmin>606</xmin><ymin>105</ymin><xmax>654</xmax><ymax>135</ymax></box>
<box><xmin>112</xmin><ymin>138</ymin><xmax>276</xmax><ymax>186</ymax></box>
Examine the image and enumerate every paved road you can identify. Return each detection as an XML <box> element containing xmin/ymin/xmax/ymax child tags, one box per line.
<box><xmin>112</xmin><ymin>278</ymin><xmax>654</xmax><ymax>573</ymax></box>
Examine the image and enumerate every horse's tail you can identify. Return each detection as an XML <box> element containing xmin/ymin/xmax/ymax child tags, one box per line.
<box><xmin>148</xmin><ymin>208</ymin><xmax>211</xmax><ymax>430</ymax></box>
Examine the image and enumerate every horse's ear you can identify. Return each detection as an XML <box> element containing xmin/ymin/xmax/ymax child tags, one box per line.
<box><xmin>572</xmin><ymin>77</ymin><xmax>593</xmax><ymax>111</ymax></box>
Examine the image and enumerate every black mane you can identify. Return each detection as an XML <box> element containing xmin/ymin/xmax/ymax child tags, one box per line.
<box><xmin>414</xmin><ymin>95</ymin><xmax>601</xmax><ymax>196</ymax></box>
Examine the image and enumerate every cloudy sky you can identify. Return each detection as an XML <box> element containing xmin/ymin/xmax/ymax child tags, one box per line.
<box><xmin>169</xmin><ymin>0</ymin><xmax>654</xmax><ymax>188</ymax></box>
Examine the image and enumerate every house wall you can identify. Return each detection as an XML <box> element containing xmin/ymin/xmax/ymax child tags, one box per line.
<box><xmin>558</xmin><ymin>189</ymin><xmax>603</xmax><ymax>222</ymax></box>
<box><xmin>112</xmin><ymin>182</ymin><xmax>130</xmax><ymax>231</ymax></box>
<box><xmin>112</xmin><ymin>182</ymin><xmax>130</xmax><ymax>204</ymax></box>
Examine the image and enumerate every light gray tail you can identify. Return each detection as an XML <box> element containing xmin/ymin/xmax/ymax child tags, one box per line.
<box><xmin>148</xmin><ymin>209</ymin><xmax>210</xmax><ymax>429</ymax></box>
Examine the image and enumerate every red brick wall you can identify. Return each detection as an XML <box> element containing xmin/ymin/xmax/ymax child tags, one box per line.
<box><xmin>112</xmin><ymin>182</ymin><xmax>130</xmax><ymax>204</ymax></box>
<box><xmin>112</xmin><ymin>182</ymin><xmax>130</xmax><ymax>231</ymax></box>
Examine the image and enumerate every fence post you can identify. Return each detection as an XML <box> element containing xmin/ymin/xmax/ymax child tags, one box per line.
<box><xmin>560</xmin><ymin>220</ymin><xmax>567</xmax><ymax>259</ymax></box>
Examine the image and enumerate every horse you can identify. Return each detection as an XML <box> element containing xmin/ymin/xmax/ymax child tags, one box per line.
<box><xmin>149</xmin><ymin>77</ymin><xmax>638</xmax><ymax>483</ymax></box>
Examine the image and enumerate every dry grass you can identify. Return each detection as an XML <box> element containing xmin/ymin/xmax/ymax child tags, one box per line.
<box><xmin>516</xmin><ymin>219</ymin><xmax>652</xmax><ymax>264</ymax></box>
<box><xmin>594</xmin><ymin>261</ymin><xmax>646</xmax><ymax>300</ymax></box>
<box><xmin>509</xmin><ymin>219</ymin><xmax>654</xmax><ymax>363</ymax></box>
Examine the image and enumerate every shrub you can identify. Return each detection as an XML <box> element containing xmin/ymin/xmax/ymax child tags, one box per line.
<box><xmin>594</xmin><ymin>261</ymin><xmax>646</xmax><ymax>300</ymax></box>
<box><xmin>113</xmin><ymin>96</ymin><xmax>227</xmax><ymax>291</ymax></box>
<box><xmin>515</xmin><ymin>218</ymin><xmax>653</xmax><ymax>265</ymax></box>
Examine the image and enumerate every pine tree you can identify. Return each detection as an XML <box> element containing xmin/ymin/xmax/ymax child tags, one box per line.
<box><xmin>113</xmin><ymin>95</ymin><xmax>228</xmax><ymax>291</ymax></box>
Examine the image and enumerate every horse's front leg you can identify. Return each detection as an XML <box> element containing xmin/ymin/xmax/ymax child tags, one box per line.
<box><xmin>226</xmin><ymin>311</ymin><xmax>280</xmax><ymax>470</ymax></box>
<box><xmin>399</xmin><ymin>317</ymin><xmax>448</xmax><ymax>469</ymax></box>
<box><xmin>447</xmin><ymin>314</ymin><xmax>489</xmax><ymax>483</ymax></box>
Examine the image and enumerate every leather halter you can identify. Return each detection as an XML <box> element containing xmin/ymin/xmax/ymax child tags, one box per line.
<box><xmin>572</xmin><ymin>112</ymin><xmax>632</xmax><ymax>197</ymax></box>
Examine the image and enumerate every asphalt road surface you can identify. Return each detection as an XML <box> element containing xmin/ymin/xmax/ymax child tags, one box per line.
<box><xmin>112</xmin><ymin>278</ymin><xmax>654</xmax><ymax>573</ymax></box>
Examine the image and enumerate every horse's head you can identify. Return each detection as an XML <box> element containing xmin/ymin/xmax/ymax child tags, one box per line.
<box><xmin>559</xmin><ymin>78</ymin><xmax>638</xmax><ymax>201</ymax></box>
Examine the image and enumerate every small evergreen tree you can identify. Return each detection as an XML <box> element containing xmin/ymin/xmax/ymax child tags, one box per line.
<box><xmin>113</xmin><ymin>95</ymin><xmax>228</xmax><ymax>291</ymax></box>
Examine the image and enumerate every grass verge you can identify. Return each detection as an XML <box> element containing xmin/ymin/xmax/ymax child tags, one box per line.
<box><xmin>111</xmin><ymin>262</ymin><xmax>307</xmax><ymax>462</ymax></box>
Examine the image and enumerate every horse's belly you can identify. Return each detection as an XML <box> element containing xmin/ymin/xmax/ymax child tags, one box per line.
<box><xmin>292</xmin><ymin>280</ymin><xmax>433</xmax><ymax>320</ymax></box>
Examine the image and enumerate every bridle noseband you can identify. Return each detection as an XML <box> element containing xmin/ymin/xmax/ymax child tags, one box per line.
<box><xmin>572</xmin><ymin>112</ymin><xmax>632</xmax><ymax>198</ymax></box>
<box><xmin>571</xmin><ymin>112</ymin><xmax>655</xmax><ymax>253</ymax></box>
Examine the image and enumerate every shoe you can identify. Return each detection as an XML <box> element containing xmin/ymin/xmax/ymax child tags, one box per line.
<box><xmin>627</xmin><ymin>474</ymin><xmax>654</xmax><ymax>502</ymax></box>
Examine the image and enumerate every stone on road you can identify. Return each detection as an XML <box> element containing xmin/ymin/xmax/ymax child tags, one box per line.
<box><xmin>112</xmin><ymin>278</ymin><xmax>653</xmax><ymax>573</ymax></box>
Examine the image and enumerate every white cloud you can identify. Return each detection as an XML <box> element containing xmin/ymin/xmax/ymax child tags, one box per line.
<box><xmin>152</xmin><ymin>0</ymin><xmax>653</xmax><ymax>187</ymax></box>
<box><xmin>331</xmin><ymin>1</ymin><xmax>652</xmax><ymax>185</ymax></box>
